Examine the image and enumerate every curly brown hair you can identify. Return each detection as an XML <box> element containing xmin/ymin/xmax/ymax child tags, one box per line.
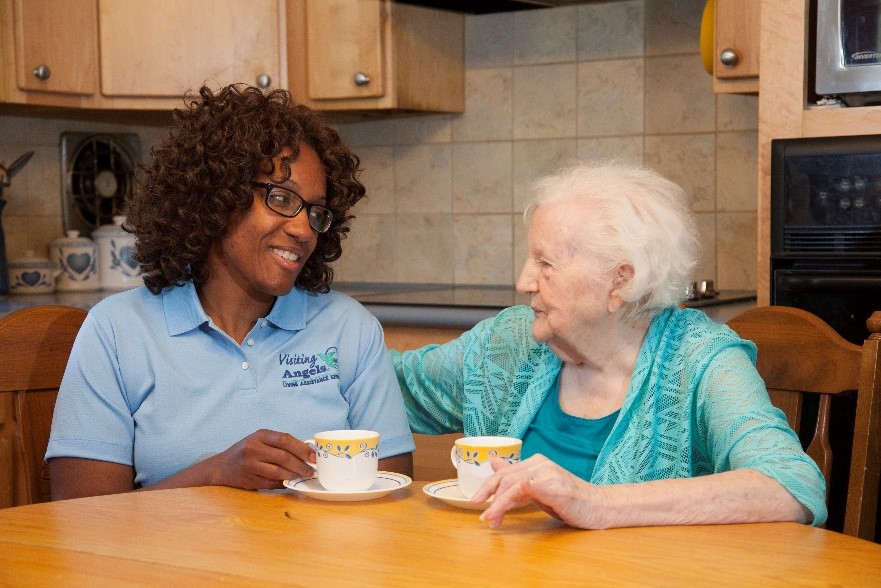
<box><xmin>128</xmin><ymin>84</ymin><xmax>365</xmax><ymax>294</ymax></box>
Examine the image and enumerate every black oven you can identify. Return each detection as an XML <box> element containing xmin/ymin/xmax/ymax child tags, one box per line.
<box><xmin>771</xmin><ymin>134</ymin><xmax>881</xmax><ymax>345</ymax></box>
<box><xmin>771</xmin><ymin>134</ymin><xmax>881</xmax><ymax>540</ymax></box>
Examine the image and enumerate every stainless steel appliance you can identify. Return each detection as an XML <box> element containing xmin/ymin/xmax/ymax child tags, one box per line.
<box><xmin>771</xmin><ymin>133</ymin><xmax>881</xmax><ymax>539</ymax></box>
<box><xmin>816</xmin><ymin>0</ymin><xmax>881</xmax><ymax>106</ymax></box>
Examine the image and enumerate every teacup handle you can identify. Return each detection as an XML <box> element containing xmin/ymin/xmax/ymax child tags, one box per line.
<box><xmin>450</xmin><ymin>446</ymin><xmax>459</xmax><ymax>470</ymax></box>
<box><xmin>303</xmin><ymin>439</ymin><xmax>318</xmax><ymax>470</ymax></box>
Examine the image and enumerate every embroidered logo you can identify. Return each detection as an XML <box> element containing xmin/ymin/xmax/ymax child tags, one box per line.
<box><xmin>279</xmin><ymin>346</ymin><xmax>340</xmax><ymax>388</ymax></box>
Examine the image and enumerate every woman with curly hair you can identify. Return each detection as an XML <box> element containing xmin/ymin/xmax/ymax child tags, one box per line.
<box><xmin>47</xmin><ymin>84</ymin><xmax>414</xmax><ymax>499</ymax></box>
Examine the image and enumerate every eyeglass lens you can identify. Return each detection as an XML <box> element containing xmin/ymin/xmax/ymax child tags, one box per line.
<box><xmin>256</xmin><ymin>182</ymin><xmax>333</xmax><ymax>233</ymax></box>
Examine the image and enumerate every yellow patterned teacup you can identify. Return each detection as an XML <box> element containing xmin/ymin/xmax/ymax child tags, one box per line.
<box><xmin>450</xmin><ymin>436</ymin><xmax>522</xmax><ymax>498</ymax></box>
<box><xmin>305</xmin><ymin>429</ymin><xmax>380</xmax><ymax>492</ymax></box>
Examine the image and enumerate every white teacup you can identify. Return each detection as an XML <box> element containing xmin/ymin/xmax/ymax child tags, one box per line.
<box><xmin>450</xmin><ymin>436</ymin><xmax>522</xmax><ymax>499</ymax></box>
<box><xmin>305</xmin><ymin>429</ymin><xmax>380</xmax><ymax>492</ymax></box>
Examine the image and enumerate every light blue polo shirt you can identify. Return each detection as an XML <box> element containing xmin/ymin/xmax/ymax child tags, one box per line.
<box><xmin>46</xmin><ymin>282</ymin><xmax>415</xmax><ymax>487</ymax></box>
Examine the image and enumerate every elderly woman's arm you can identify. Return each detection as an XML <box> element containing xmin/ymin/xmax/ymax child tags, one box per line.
<box><xmin>475</xmin><ymin>455</ymin><xmax>809</xmax><ymax>529</ymax></box>
<box><xmin>474</xmin><ymin>344</ymin><xmax>826</xmax><ymax>529</ymax></box>
<box><xmin>391</xmin><ymin>321</ymin><xmax>489</xmax><ymax>435</ymax></box>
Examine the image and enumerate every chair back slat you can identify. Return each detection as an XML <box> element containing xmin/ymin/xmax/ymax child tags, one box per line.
<box><xmin>805</xmin><ymin>393</ymin><xmax>833</xmax><ymax>500</ymax></box>
<box><xmin>727</xmin><ymin>306</ymin><xmax>880</xmax><ymax>541</ymax></box>
<box><xmin>0</xmin><ymin>306</ymin><xmax>87</xmax><ymax>507</ymax></box>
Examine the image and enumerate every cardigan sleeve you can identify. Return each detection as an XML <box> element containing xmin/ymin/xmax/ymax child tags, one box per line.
<box><xmin>696</xmin><ymin>345</ymin><xmax>829</xmax><ymax>526</ymax></box>
<box><xmin>390</xmin><ymin>336</ymin><xmax>469</xmax><ymax>435</ymax></box>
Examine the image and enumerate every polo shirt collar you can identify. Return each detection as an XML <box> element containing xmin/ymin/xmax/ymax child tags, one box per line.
<box><xmin>265</xmin><ymin>288</ymin><xmax>308</xmax><ymax>331</ymax></box>
<box><xmin>162</xmin><ymin>281</ymin><xmax>310</xmax><ymax>336</ymax></box>
<box><xmin>163</xmin><ymin>281</ymin><xmax>210</xmax><ymax>336</ymax></box>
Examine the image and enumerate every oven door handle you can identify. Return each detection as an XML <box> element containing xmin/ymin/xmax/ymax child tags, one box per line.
<box><xmin>776</xmin><ymin>274</ymin><xmax>881</xmax><ymax>292</ymax></box>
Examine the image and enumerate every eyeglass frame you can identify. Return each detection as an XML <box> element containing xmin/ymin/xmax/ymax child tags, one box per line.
<box><xmin>250</xmin><ymin>181</ymin><xmax>334</xmax><ymax>233</ymax></box>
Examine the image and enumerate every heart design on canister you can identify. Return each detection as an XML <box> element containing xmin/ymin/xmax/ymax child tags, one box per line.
<box><xmin>118</xmin><ymin>246</ymin><xmax>138</xmax><ymax>270</ymax></box>
<box><xmin>21</xmin><ymin>271</ymin><xmax>42</xmax><ymax>286</ymax></box>
<box><xmin>66</xmin><ymin>252</ymin><xmax>92</xmax><ymax>274</ymax></box>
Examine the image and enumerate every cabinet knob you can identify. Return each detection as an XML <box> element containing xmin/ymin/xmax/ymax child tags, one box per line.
<box><xmin>719</xmin><ymin>48</ymin><xmax>739</xmax><ymax>67</ymax></box>
<box><xmin>32</xmin><ymin>64</ymin><xmax>51</xmax><ymax>81</ymax></box>
<box><xmin>353</xmin><ymin>72</ymin><xmax>371</xmax><ymax>87</ymax></box>
<box><xmin>256</xmin><ymin>73</ymin><xmax>272</xmax><ymax>89</ymax></box>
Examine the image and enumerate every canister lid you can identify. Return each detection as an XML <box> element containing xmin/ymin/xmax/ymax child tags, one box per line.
<box><xmin>93</xmin><ymin>215</ymin><xmax>130</xmax><ymax>238</ymax></box>
<box><xmin>51</xmin><ymin>229</ymin><xmax>94</xmax><ymax>246</ymax></box>
<box><xmin>9</xmin><ymin>249</ymin><xmax>56</xmax><ymax>269</ymax></box>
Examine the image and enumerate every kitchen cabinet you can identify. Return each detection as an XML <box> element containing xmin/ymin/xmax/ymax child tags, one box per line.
<box><xmin>286</xmin><ymin>0</ymin><xmax>464</xmax><ymax>113</ymax></box>
<box><xmin>0</xmin><ymin>0</ymin><xmax>98</xmax><ymax>108</ymax></box>
<box><xmin>1</xmin><ymin>0</ymin><xmax>284</xmax><ymax>111</ymax></box>
<box><xmin>98</xmin><ymin>0</ymin><xmax>281</xmax><ymax>104</ymax></box>
<box><xmin>709</xmin><ymin>0</ymin><xmax>759</xmax><ymax>94</ymax></box>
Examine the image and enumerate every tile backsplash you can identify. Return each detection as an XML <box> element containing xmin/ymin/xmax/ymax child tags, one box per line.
<box><xmin>332</xmin><ymin>0</ymin><xmax>758</xmax><ymax>291</ymax></box>
<box><xmin>0</xmin><ymin>0</ymin><xmax>758</xmax><ymax>292</ymax></box>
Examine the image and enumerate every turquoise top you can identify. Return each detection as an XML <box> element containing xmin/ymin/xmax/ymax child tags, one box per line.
<box><xmin>521</xmin><ymin>376</ymin><xmax>619</xmax><ymax>480</ymax></box>
<box><xmin>392</xmin><ymin>305</ymin><xmax>828</xmax><ymax>526</ymax></box>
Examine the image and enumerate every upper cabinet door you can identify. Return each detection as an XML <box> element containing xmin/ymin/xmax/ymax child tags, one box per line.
<box><xmin>98</xmin><ymin>0</ymin><xmax>280</xmax><ymax>97</ymax></box>
<box><xmin>305</xmin><ymin>0</ymin><xmax>385</xmax><ymax>100</ymax></box>
<box><xmin>13</xmin><ymin>0</ymin><xmax>98</xmax><ymax>95</ymax></box>
<box><xmin>714</xmin><ymin>0</ymin><xmax>759</xmax><ymax>81</ymax></box>
<box><xmin>287</xmin><ymin>0</ymin><xmax>463</xmax><ymax>113</ymax></box>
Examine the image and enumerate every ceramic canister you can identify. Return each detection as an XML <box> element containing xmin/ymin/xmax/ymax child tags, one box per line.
<box><xmin>50</xmin><ymin>230</ymin><xmax>99</xmax><ymax>291</ymax></box>
<box><xmin>92</xmin><ymin>215</ymin><xmax>142</xmax><ymax>291</ymax></box>
<box><xmin>8</xmin><ymin>250</ymin><xmax>59</xmax><ymax>294</ymax></box>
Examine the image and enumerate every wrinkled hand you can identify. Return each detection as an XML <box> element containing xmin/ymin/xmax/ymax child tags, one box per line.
<box><xmin>473</xmin><ymin>454</ymin><xmax>604</xmax><ymax>529</ymax></box>
<box><xmin>211</xmin><ymin>429</ymin><xmax>316</xmax><ymax>490</ymax></box>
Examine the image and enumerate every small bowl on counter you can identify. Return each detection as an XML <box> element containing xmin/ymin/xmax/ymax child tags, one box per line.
<box><xmin>8</xmin><ymin>250</ymin><xmax>60</xmax><ymax>294</ymax></box>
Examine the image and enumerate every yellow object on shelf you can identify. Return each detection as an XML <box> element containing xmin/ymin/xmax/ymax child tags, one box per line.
<box><xmin>700</xmin><ymin>0</ymin><xmax>715</xmax><ymax>75</ymax></box>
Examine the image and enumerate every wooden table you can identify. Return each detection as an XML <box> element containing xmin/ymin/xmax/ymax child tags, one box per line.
<box><xmin>1</xmin><ymin>483</ymin><xmax>880</xmax><ymax>586</ymax></box>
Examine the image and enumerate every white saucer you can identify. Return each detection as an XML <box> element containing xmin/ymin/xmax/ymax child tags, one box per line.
<box><xmin>283</xmin><ymin>472</ymin><xmax>412</xmax><ymax>502</ymax></box>
<box><xmin>422</xmin><ymin>479</ymin><xmax>490</xmax><ymax>510</ymax></box>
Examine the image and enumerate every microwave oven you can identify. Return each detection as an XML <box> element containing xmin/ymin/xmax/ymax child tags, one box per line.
<box><xmin>816</xmin><ymin>0</ymin><xmax>881</xmax><ymax>106</ymax></box>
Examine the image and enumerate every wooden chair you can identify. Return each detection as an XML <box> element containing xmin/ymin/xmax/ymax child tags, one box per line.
<box><xmin>726</xmin><ymin>306</ymin><xmax>881</xmax><ymax>540</ymax></box>
<box><xmin>0</xmin><ymin>305</ymin><xmax>87</xmax><ymax>508</ymax></box>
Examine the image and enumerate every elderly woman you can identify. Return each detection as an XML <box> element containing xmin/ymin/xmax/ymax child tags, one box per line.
<box><xmin>47</xmin><ymin>84</ymin><xmax>414</xmax><ymax>499</ymax></box>
<box><xmin>393</xmin><ymin>162</ymin><xmax>826</xmax><ymax>529</ymax></box>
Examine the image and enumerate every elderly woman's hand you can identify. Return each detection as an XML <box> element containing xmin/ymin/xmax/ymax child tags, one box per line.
<box><xmin>473</xmin><ymin>454</ymin><xmax>606</xmax><ymax>529</ymax></box>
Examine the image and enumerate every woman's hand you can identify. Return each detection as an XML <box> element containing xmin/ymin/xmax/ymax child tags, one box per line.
<box><xmin>207</xmin><ymin>429</ymin><xmax>316</xmax><ymax>490</ymax></box>
<box><xmin>473</xmin><ymin>454</ymin><xmax>606</xmax><ymax>529</ymax></box>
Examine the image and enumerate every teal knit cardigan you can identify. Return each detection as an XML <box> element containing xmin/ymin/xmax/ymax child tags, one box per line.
<box><xmin>392</xmin><ymin>305</ymin><xmax>828</xmax><ymax>526</ymax></box>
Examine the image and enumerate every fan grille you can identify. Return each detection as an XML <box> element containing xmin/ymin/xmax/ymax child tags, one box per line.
<box><xmin>61</xmin><ymin>132</ymin><xmax>140</xmax><ymax>237</ymax></box>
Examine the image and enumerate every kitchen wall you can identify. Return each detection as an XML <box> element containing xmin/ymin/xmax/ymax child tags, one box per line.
<box><xmin>0</xmin><ymin>0</ymin><xmax>758</xmax><ymax>291</ymax></box>
<box><xmin>332</xmin><ymin>0</ymin><xmax>758</xmax><ymax>291</ymax></box>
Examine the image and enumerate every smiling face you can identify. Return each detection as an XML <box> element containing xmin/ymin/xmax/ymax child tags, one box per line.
<box><xmin>515</xmin><ymin>201</ymin><xmax>617</xmax><ymax>362</ymax></box>
<box><xmin>205</xmin><ymin>144</ymin><xmax>327</xmax><ymax>306</ymax></box>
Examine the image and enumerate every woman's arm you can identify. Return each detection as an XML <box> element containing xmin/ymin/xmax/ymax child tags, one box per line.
<box><xmin>391</xmin><ymin>340</ymin><xmax>469</xmax><ymax>435</ymax></box>
<box><xmin>474</xmin><ymin>455</ymin><xmax>809</xmax><ymax>529</ymax></box>
<box><xmin>50</xmin><ymin>429</ymin><xmax>319</xmax><ymax>500</ymax></box>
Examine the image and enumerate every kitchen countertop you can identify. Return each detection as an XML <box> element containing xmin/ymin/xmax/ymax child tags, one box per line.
<box><xmin>0</xmin><ymin>283</ymin><xmax>757</xmax><ymax>328</ymax></box>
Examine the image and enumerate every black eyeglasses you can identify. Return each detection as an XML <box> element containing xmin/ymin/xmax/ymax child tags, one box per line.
<box><xmin>250</xmin><ymin>182</ymin><xmax>334</xmax><ymax>233</ymax></box>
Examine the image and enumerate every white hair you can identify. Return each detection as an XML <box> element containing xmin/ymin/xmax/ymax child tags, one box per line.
<box><xmin>524</xmin><ymin>161</ymin><xmax>699</xmax><ymax>323</ymax></box>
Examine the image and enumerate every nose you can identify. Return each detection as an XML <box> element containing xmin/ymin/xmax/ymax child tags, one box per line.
<box><xmin>516</xmin><ymin>261</ymin><xmax>536</xmax><ymax>294</ymax></box>
<box><xmin>282</xmin><ymin>208</ymin><xmax>315</xmax><ymax>238</ymax></box>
